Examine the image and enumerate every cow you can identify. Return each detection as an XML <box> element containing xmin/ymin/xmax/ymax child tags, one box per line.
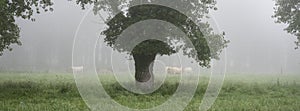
<box><xmin>166</xmin><ymin>66</ymin><xmax>182</xmax><ymax>74</ymax></box>
<box><xmin>166</xmin><ymin>66</ymin><xmax>193</xmax><ymax>74</ymax></box>
<box><xmin>72</xmin><ymin>66</ymin><xmax>84</xmax><ymax>73</ymax></box>
<box><xmin>183</xmin><ymin>67</ymin><xmax>193</xmax><ymax>73</ymax></box>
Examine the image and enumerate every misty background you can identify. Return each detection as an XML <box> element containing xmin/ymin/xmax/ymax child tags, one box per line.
<box><xmin>0</xmin><ymin>0</ymin><xmax>299</xmax><ymax>74</ymax></box>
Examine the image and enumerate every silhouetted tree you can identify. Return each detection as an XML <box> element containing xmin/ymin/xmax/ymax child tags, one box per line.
<box><xmin>273</xmin><ymin>0</ymin><xmax>300</xmax><ymax>49</ymax></box>
<box><xmin>75</xmin><ymin>0</ymin><xmax>229</xmax><ymax>85</ymax></box>
<box><xmin>0</xmin><ymin>0</ymin><xmax>53</xmax><ymax>56</ymax></box>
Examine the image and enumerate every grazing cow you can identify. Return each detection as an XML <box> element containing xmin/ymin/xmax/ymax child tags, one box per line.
<box><xmin>166</xmin><ymin>66</ymin><xmax>193</xmax><ymax>74</ymax></box>
<box><xmin>183</xmin><ymin>67</ymin><xmax>193</xmax><ymax>73</ymax></box>
<box><xmin>72</xmin><ymin>66</ymin><xmax>84</xmax><ymax>73</ymax></box>
<box><xmin>166</xmin><ymin>66</ymin><xmax>182</xmax><ymax>74</ymax></box>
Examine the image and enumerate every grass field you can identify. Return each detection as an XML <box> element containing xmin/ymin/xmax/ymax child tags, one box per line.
<box><xmin>0</xmin><ymin>72</ymin><xmax>299</xmax><ymax>111</ymax></box>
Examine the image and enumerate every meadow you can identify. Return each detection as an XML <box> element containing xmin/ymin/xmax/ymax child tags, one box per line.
<box><xmin>0</xmin><ymin>72</ymin><xmax>299</xmax><ymax>111</ymax></box>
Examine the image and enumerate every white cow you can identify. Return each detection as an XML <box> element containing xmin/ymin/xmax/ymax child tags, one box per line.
<box><xmin>166</xmin><ymin>66</ymin><xmax>182</xmax><ymax>74</ymax></box>
<box><xmin>72</xmin><ymin>66</ymin><xmax>84</xmax><ymax>73</ymax></box>
<box><xmin>183</xmin><ymin>67</ymin><xmax>193</xmax><ymax>73</ymax></box>
<box><xmin>166</xmin><ymin>66</ymin><xmax>193</xmax><ymax>74</ymax></box>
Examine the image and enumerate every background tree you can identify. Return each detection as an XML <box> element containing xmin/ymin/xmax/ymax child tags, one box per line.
<box><xmin>273</xmin><ymin>0</ymin><xmax>300</xmax><ymax>49</ymax></box>
<box><xmin>0</xmin><ymin>0</ymin><xmax>53</xmax><ymax>56</ymax></box>
<box><xmin>75</xmin><ymin>0</ymin><xmax>229</xmax><ymax>84</ymax></box>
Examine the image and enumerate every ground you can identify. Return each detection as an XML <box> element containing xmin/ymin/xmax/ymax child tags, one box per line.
<box><xmin>0</xmin><ymin>72</ymin><xmax>299</xmax><ymax>111</ymax></box>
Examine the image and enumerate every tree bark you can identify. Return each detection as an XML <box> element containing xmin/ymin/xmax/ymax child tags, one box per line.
<box><xmin>133</xmin><ymin>53</ymin><xmax>156</xmax><ymax>82</ymax></box>
<box><xmin>133</xmin><ymin>53</ymin><xmax>156</xmax><ymax>90</ymax></box>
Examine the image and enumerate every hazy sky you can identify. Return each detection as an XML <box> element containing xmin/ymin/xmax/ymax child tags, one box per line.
<box><xmin>211</xmin><ymin>0</ymin><xmax>300</xmax><ymax>73</ymax></box>
<box><xmin>0</xmin><ymin>0</ymin><xmax>299</xmax><ymax>74</ymax></box>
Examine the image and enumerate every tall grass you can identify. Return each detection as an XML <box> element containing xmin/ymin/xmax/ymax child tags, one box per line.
<box><xmin>0</xmin><ymin>73</ymin><xmax>299</xmax><ymax>111</ymax></box>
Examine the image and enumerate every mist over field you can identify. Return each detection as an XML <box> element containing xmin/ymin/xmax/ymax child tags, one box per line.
<box><xmin>0</xmin><ymin>0</ymin><xmax>299</xmax><ymax>74</ymax></box>
<box><xmin>1</xmin><ymin>0</ymin><xmax>300</xmax><ymax>111</ymax></box>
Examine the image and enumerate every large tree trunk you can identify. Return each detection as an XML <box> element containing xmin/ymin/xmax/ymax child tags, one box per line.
<box><xmin>133</xmin><ymin>53</ymin><xmax>156</xmax><ymax>90</ymax></box>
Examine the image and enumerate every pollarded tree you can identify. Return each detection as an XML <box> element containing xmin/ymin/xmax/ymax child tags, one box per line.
<box><xmin>273</xmin><ymin>0</ymin><xmax>300</xmax><ymax>49</ymax></box>
<box><xmin>0</xmin><ymin>0</ymin><xmax>53</xmax><ymax>56</ymax></box>
<box><xmin>76</xmin><ymin>0</ymin><xmax>229</xmax><ymax>84</ymax></box>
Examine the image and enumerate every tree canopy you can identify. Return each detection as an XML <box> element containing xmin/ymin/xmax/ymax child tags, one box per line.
<box><xmin>0</xmin><ymin>0</ymin><xmax>228</xmax><ymax>68</ymax></box>
<box><xmin>273</xmin><ymin>0</ymin><xmax>300</xmax><ymax>49</ymax></box>
<box><xmin>0</xmin><ymin>0</ymin><xmax>53</xmax><ymax>56</ymax></box>
<box><xmin>76</xmin><ymin>0</ymin><xmax>229</xmax><ymax>67</ymax></box>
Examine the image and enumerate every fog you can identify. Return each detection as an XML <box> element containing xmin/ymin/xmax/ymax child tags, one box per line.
<box><xmin>0</xmin><ymin>0</ymin><xmax>299</xmax><ymax>74</ymax></box>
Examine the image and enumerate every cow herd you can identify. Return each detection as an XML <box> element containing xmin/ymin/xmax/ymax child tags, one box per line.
<box><xmin>71</xmin><ymin>66</ymin><xmax>192</xmax><ymax>74</ymax></box>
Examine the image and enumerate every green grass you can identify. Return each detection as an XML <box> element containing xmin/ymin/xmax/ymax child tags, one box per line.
<box><xmin>0</xmin><ymin>72</ymin><xmax>299</xmax><ymax>111</ymax></box>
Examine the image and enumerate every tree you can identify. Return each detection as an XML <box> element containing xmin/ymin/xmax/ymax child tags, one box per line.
<box><xmin>76</xmin><ymin>0</ymin><xmax>229</xmax><ymax>86</ymax></box>
<box><xmin>273</xmin><ymin>0</ymin><xmax>300</xmax><ymax>49</ymax></box>
<box><xmin>0</xmin><ymin>0</ymin><xmax>53</xmax><ymax>56</ymax></box>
